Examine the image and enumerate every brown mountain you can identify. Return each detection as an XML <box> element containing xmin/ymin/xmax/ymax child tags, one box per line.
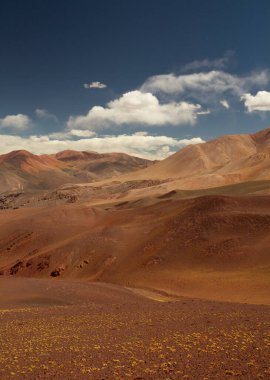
<box><xmin>2</xmin><ymin>127</ymin><xmax>270</xmax><ymax>194</ymax></box>
<box><xmin>110</xmin><ymin>127</ymin><xmax>270</xmax><ymax>195</ymax></box>
<box><xmin>0</xmin><ymin>149</ymin><xmax>152</xmax><ymax>192</ymax></box>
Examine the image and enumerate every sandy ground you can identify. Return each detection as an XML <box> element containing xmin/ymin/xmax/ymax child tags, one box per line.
<box><xmin>0</xmin><ymin>278</ymin><xmax>270</xmax><ymax>379</ymax></box>
<box><xmin>1</xmin><ymin>194</ymin><xmax>270</xmax><ymax>307</ymax></box>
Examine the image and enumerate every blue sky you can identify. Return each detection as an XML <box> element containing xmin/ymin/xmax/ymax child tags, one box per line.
<box><xmin>0</xmin><ymin>0</ymin><xmax>270</xmax><ymax>159</ymax></box>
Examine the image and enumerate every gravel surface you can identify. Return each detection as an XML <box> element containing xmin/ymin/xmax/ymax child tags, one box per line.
<box><xmin>0</xmin><ymin>281</ymin><xmax>270</xmax><ymax>379</ymax></box>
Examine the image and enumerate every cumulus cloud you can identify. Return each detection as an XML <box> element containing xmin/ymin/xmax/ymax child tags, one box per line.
<box><xmin>241</xmin><ymin>91</ymin><xmax>270</xmax><ymax>112</ymax></box>
<box><xmin>0</xmin><ymin>114</ymin><xmax>32</xmax><ymax>130</ymax></box>
<box><xmin>67</xmin><ymin>90</ymin><xmax>206</xmax><ymax>130</ymax></box>
<box><xmin>35</xmin><ymin>108</ymin><xmax>58</xmax><ymax>122</ymax></box>
<box><xmin>140</xmin><ymin>70</ymin><xmax>269</xmax><ymax>100</ymax></box>
<box><xmin>0</xmin><ymin>132</ymin><xmax>205</xmax><ymax>160</ymax></box>
<box><xmin>182</xmin><ymin>51</ymin><xmax>234</xmax><ymax>72</ymax></box>
<box><xmin>46</xmin><ymin>129</ymin><xmax>96</xmax><ymax>140</ymax></box>
<box><xmin>220</xmin><ymin>99</ymin><xmax>230</xmax><ymax>109</ymax></box>
<box><xmin>84</xmin><ymin>81</ymin><xmax>107</xmax><ymax>89</ymax></box>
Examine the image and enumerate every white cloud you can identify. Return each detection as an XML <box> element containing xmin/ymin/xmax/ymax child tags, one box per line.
<box><xmin>0</xmin><ymin>114</ymin><xmax>32</xmax><ymax>130</ymax></box>
<box><xmin>0</xmin><ymin>132</ymin><xmax>205</xmax><ymax>160</ymax></box>
<box><xmin>46</xmin><ymin>129</ymin><xmax>96</xmax><ymax>140</ymax></box>
<box><xmin>182</xmin><ymin>51</ymin><xmax>234</xmax><ymax>72</ymax></box>
<box><xmin>241</xmin><ymin>91</ymin><xmax>270</xmax><ymax>112</ymax></box>
<box><xmin>68</xmin><ymin>129</ymin><xmax>97</xmax><ymax>137</ymax></box>
<box><xmin>67</xmin><ymin>90</ymin><xmax>206</xmax><ymax>130</ymax></box>
<box><xmin>84</xmin><ymin>81</ymin><xmax>107</xmax><ymax>89</ymax></box>
<box><xmin>35</xmin><ymin>108</ymin><xmax>58</xmax><ymax>122</ymax></box>
<box><xmin>140</xmin><ymin>70</ymin><xmax>269</xmax><ymax>98</ymax></box>
<box><xmin>220</xmin><ymin>99</ymin><xmax>230</xmax><ymax>109</ymax></box>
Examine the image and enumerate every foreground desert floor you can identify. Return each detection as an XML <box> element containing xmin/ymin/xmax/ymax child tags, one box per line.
<box><xmin>0</xmin><ymin>278</ymin><xmax>270</xmax><ymax>379</ymax></box>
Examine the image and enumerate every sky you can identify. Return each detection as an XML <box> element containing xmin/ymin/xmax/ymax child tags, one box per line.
<box><xmin>0</xmin><ymin>0</ymin><xmax>270</xmax><ymax>159</ymax></box>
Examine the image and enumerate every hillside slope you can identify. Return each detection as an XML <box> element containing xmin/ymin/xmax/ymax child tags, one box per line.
<box><xmin>0</xmin><ymin>150</ymin><xmax>152</xmax><ymax>192</ymax></box>
<box><xmin>110</xmin><ymin>127</ymin><xmax>270</xmax><ymax>191</ymax></box>
<box><xmin>1</xmin><ymin>194</ymin><xmax>270</xmax><ymax>304</ymax></box>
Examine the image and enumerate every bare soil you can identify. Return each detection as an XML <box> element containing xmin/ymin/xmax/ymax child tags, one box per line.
<box><xmin>0</xmin><ymin>278</ymin><xmax>270</xmax><ymax>379</ymax></box>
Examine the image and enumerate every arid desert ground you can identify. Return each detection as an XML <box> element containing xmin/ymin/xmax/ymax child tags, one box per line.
<box><xmin>1</xmin><ymin>278</ymin><xmax>270</xmax><ymax>379</ymax></box>
<box><xmin>1</xmin><ymin>128</ymin><xmax>270</xmax><ymax>379</ymax></box>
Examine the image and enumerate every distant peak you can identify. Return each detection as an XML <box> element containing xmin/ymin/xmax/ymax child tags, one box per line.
<box><xmin>2</xmin><ymin>150</ymin><xmax>34</xmax><ymax>160</ymax></box>
<box><xmin>55</xmin><ymin>150</ymin><xmax>101</xmax><ymax>161</ymax></box>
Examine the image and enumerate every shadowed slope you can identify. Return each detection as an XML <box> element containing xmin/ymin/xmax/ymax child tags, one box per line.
<box><xmin>1</xmin><ymin>194</ymin><xmax>270</xmax><ymax>304</ymax></box>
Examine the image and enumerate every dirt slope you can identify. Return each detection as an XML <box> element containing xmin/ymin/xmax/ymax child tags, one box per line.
<box><xmin>103</xmin><ymin>127</ymin><xmax>270</xmax><ymax>192</ymax></box>
<box><xmin>1</xmin><ymin>194</ymin><xmax>270</xmax><ymax>304</ymax></box>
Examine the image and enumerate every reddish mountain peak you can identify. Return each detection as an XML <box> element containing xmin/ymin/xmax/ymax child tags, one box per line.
<box><xmin>5</xmin><ymin>149</ymin><xmax>33</xmax><ymax>158</ymax></box>
<box><xmin>55</xmin><ymin>150</ymin><xmax>83</xmax><ymax>157</ymax></box>
<box><xmin>55</xmin><ymin>150</ymin><xmax>102</xmax><ymax>161</ymax></box>
<box><xmin>0</xmin><ymin>150</ymin><xmax>36</xmax><ymax>163</ymax></box>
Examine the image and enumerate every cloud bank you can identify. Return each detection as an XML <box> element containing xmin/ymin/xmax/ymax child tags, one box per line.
<box><xmin>67</xmin><ymin>90</ymin><xmax>206</xmax><ymax>130</ymax></box>
<box><xmin>0</xmin><ymin>131</ymin><xmax>204</xmax><ymax>160</ymax></box>
<box><xmin>1</xmin><ymin>59</ymin><xmax>269</xmax><ymax>161</ymax></box>
<box><xmin>141</xmin><ymin>70</ymin><xmax>269</xmax><ymax>98</ymax></box>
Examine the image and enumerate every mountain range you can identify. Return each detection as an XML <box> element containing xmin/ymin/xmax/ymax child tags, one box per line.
<box><xmin>1</xmin><ymin>127</ymin><xmax>270</xmax><ymax>304</ymax></box>
<box><xmin>0</xmin><ymin>149</ymin><xmax>152</xmax><ymax>192</ymax></box>
<box><xmin>2</xmin><ymin>127</ymin><xmax>270</xmax><ymax>194</ymax></box>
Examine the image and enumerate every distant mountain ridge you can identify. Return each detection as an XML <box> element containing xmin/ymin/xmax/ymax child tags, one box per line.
<box><xmin>1</xmin><ymin>127</ymin><xmax>270</xmax><ymax>193</ymax></box>
<box><xmin>0</xmin><ymin>149</ymin><xmax>153</xmax><ymax>192</ymax></box>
